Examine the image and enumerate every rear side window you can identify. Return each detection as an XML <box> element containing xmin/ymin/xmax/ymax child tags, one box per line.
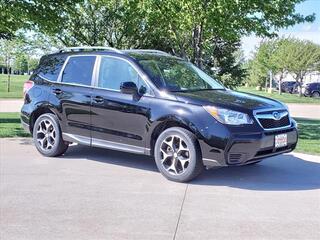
<box><xmin>61</xmin><ymin>56</ymin><xmax>96</xmax><ymax>86</ymax></box>
<box><xmin>36</xmin><ymin>55</ymin><xmax>67</xmax><ymax>81</ymax></box>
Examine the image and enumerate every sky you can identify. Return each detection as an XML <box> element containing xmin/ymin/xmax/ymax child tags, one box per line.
<box><xmin>241</xmin><ymin>0</ymin><xmax>320</xmax><ymax>59</ymax></box>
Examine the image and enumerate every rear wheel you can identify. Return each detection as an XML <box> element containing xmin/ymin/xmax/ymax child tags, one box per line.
<box><xmin>33</xmin><ymin>113</ymin><xmax>68</xmax><ymax>157</ymax></box>
<box><xmin>154</xmin><ymin>127</ymin><xmax>203</xmax><ymax>182</ymax></box>
<box><xmin>312</xmin><ymin>91</ymin><xmax>320</xmax><ymax>98</ymax></box>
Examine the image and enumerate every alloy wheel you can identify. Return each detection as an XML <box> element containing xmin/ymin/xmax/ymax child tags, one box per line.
<box><xmin>36</xmin><ymin>119</ymin><xmax>56</xmax><ymax>150</ymax></box>
<box><xmin>160</xmin><ymin>135</ymin><xmax>190</xmax><ymax>175</ymax></box>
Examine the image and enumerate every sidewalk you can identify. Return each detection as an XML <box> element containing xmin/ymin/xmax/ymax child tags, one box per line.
<box><xmin>287</xmin><ymin>103</ymin><xmax>320</xmax><ymax>119</ymax></box>
<box><xmin>0</xmin><ymin>99</ymin><xmax>320</xmax><ymax>119</ymax></box>
<box><xmin>0</xmin><ymin>99</ymin><xmax>23</xmax><ymax>112</ymax></box>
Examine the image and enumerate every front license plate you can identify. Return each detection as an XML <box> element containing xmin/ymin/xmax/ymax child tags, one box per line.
<box><xmin>275</xmin><ymin>134</ymin><xmax>287</xmax><ymax>148</ymax></box>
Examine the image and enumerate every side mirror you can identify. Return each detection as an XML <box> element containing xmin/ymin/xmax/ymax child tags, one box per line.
<box><xmin>120</xmin><ymin>82</ymin><xmax>138</xmax><ymax>95</ymax></box>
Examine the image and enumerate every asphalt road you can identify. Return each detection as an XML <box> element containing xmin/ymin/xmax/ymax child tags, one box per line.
<box><xmin>1</xmin><ymin>138</ymin><xmax>319</xmax><ymax>240</ymax></box>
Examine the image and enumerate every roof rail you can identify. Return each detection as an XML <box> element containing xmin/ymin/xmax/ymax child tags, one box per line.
<box><xmin>124</xmin><ymin>49</ymin><xmax>171</xmax><ymax>56</ymax></box>
<box><xmin>59</xmin><ymin>46</ymin><xmax>122</xmax><ymax>54</ymax></box>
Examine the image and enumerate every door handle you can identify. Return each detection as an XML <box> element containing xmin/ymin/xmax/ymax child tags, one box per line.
<box><xmin>53</xmin><ymin>88</ymin><xmax>62</xmax><ymax>95</ymax></box>
<box><xmin>93</xmin><ymin>96</ymin><xmax>104</xmax><ymax>103</ymax></box>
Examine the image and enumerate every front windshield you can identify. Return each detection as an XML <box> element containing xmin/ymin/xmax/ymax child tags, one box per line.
<box><xmin>138</xmin><ymin>58</ymin><xmax>224</xmax><ymax>92</ymax></box>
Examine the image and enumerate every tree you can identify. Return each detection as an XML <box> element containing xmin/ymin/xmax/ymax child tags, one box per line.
<box><xmin>0</xmin><ymin>0</ymin><xmax>80</xmax><ymax>39</ymax></box>
<box><xmin>128</xmin><ymin>0</ymin><xmax>315</xmax><ymax>88</ymax></box>
<box><xmin>141</xmin><ymin>0</ymin><xmax>315</xmax><ymax>66</ymax></box>
<box><xmin>0</xmin><ymin>38</ymin><xmax>22</xmax><ymax>91</ymax></box>
<box><xmin>1</xmin><ymin>0</ymin><xmax>315</xmax><ymax>88</ymax></box>
<box><xmin>49</xmin><ymin>0</ymin><xmax>146</xmax><ymax>48</ymax></box>
<box><xmin>247</xmin><ymin>37</ymin><xmax>320</xmax><ymax>96</ymax></box>
<box><xmin>13</xmin><ymin>54</ymin><xmax>28</xmax><ymax>74</ymax></box>
<box><xmin>287</xmin><ymin>40</ymin><xmax>320</xmax><ymax>96</ymax></box>
<box><xmin>28</xmin><ymin>58</ymin><xmax>39</xmax><ymax>73</ymax></box>
<box><xmin>269</xmin><ymin>38</ymin><xmax>295</xmax><ymax>94</ymax></box>
<box><xmin>246</xmin><ymin>39</ymin><xmax>278</xmax><ymax>88</ymax></box>
<box><xmin>0</xmin><ymin>34</ymin><xmax>39</xmax><ymax>90</ymax></box>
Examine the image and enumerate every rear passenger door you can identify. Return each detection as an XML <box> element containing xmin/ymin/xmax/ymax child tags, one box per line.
<box><xmin>49</xmin><ymin>55</ymin><xmax>97</xmax><ymax>142</ymax></box>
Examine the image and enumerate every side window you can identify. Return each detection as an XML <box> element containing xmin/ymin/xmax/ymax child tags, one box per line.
<box><xmin>61</xmin><ymin>56</ymin><xmax>96</xmax><ymax>86</ymax></box>
<box><xmin>36</xmin><ymin>55</ymin><xmax>67</xmax><ymax>81</ymax></box>
<box><xmin>98</xmin><ymin>57</ymin><xmax>149</xmax><ymax>93</ymax></box>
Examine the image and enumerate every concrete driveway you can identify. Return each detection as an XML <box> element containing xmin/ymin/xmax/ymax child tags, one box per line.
<box><xmin>0</xmin><ymin>138</ymin><xmax>319</xmax><ymax>240</ymax></box>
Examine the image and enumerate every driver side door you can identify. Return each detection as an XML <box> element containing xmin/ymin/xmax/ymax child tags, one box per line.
<box><xmin>91</xmin><ymin>56</ymin><xmax>152</xmax><ymax>154</ymax></box>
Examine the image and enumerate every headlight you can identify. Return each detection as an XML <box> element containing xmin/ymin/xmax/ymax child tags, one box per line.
<box><xmin>203</xmin><ymin>106</ymin><xmax>253</xmax><ymax>125</ymax></box>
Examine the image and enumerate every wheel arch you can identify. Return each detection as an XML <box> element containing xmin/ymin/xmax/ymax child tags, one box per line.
<box><xmin>30</xmin><ymin>106</ymin><xmax>56</xmax><ymax>133</ymax></box>
<box><xmin>148</xmin><ymin>116</ymin><xmax>203</xmax><ymax>156</ymax></box>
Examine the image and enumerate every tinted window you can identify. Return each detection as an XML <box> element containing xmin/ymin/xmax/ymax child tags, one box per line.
<box><xmin>36</xmin><ymin>55</ymin><xmax>67</xmax><ymax>81</ymax></box>
<box><xmin>139</xmin><ymin>58</ymin><xmax>224</xmax><ymax>91</ymax></box>
<box><xmin>98</xmin><ymin>57</ymin><xmax>148</xmax><ymax>92</ymax></box>
<box><xmin>61</xmin><ymin>56</ymin><xmax>96</xmax><ymax>86</ymax></box>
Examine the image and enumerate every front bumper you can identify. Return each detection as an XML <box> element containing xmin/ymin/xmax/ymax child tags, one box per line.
<box><xmin>201</xmin><ymin>126</ymin><xmax>298</xmax><ymax>168</ymax></box>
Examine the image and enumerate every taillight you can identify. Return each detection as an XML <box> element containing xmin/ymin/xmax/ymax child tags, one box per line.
<box><xmin>23</xmin><ymin>80</ymin><xmax>34</xmax><ymax>96</ymax></box>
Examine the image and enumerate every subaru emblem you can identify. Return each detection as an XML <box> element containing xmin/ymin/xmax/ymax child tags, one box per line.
<box><xmin>273</xmin><ymin>111</ymin><xmax>280</xmax><ymax>120</ymax></box>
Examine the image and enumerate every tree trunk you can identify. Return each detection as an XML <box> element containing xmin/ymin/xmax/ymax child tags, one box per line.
<box><xmin>278</xmin><ymin>78</ymin><xmax>282</xmax><ymax>95</ymax></box>
<box><xmin>7</xmin><ymin>68</ymin><xmax>11</xmax><ymax>92</ymax></box>
<box><xmin>278</xmin><ymin>73</ymin><xmax>283</xmax><ymax>95</ymax></box>
<box><xmin>265</xmin><ymin>78</ymin><xmax>268</xmax><ymax>92</ymax></box>
<box><xmin>5</xmin><ymin>55</ymin><xmax>11</xmax><ymax>92</ymax></box>
<box><xmin>299</xmin><ymin>77</ymin><xmax>303</xmax><ymax>97</ymax></box>
<box><xmin>192</xmin><ymin>24</ymin><xmax>203</xmax><ymax>69</ymax></box>
<box><xmin>295</xmin><ymin>72</ymin><xmax>302</xmax><ymax>97</ymax></box>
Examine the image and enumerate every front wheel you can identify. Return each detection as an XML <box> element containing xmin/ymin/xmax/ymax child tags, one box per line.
<box><xmin>33</xmin><ymin>113</ymin><xmax>68</xmax><ymax>157</ymax></box>
<box><xmin>154</xmin><ymin>127</ymin><xmax>203</xmax><ymax>182</ymax></box>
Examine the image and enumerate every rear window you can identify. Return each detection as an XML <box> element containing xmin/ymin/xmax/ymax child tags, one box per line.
<box><xmin>61</xmin><ymin>56</ymin><xmax>96</xmax><ymax>86</ymax></box>
<box><xmin>35</xmin><ymin>55</ymin><xmax>67</xmax><ymax>81</ymax></box>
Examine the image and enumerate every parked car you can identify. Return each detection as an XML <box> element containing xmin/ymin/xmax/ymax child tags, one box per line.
<box><xmin>21</xmin><ymin>47</ymin><xmax>298</xmax><ymax>182</ymax></box>
<box><xmin>278</xmin><ymin>81</ymin><xmax>298</xmax><ymax>94</ymax></box>
<box><xmin>303</xmin><ymin>82</ymin><xmax>320</xmax><ymax>98</ymax></box>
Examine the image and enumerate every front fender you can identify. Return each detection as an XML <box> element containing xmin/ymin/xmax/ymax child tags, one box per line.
<box><xmin>145</xmin><ymin>98</ymin><xmax>214</xmax><ymax>150</ymax></box>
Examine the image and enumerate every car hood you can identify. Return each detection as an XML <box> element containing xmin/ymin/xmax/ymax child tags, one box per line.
<box><xmin>172</xmin><ymin>89</ymin><xmax>285</xmax><ymax>113</ymax></box>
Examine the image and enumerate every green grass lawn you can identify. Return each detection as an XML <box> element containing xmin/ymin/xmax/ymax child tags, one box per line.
<box><xmin>295</xmin><ymin>118</ymin><xmax>320</xmax><ymax>155</ymax></box>
<box><xmin>0</xmin><ymin>112</ymin><xmax>319</xmax><ymax>155</ymax></box>
<box><xmin>0</xmin><ymin>112</ymin><xmax>31</xmax><ymax>137</ymax></box>
<box><xmin>0</xmin><ymin>74</ymin><xmax>30</xmax><ymax>98</ymax></box>
<box><xmin>238</xmin><ymin>86</ymin><xmax>320</xmax><ymax>104</ymax></box>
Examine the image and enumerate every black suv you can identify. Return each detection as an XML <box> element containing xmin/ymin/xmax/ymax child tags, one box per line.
<box><xmin>303</xmin><ymin>82</ymin><xmax>320</xmax><ymax>98</ymax></box>
<box><xmin>278</xmin><ymin>81</ymin><xmax>298</xmax><ymax>94</ymax></box>
<box><xmin>21</xmin><ymin>47</ymin><xmax>298</xmax><ymax>182</ymax></box>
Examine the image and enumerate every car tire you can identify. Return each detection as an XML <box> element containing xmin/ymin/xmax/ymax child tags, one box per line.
<box><xmin>154</xmin><ymin>127</ymin><xmax>203</xmax><ymax>182</ymax></box>
<box><xmin>312</xmin><ymin>91</ymin><xmax>320</xmax><ymax>98</ymax></box>
<box><xmin>33</xmin><ymin>113</ymin><xmax>68</xmax><ymax>157</ymax></box>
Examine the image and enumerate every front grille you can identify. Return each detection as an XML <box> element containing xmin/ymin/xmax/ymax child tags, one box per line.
<box><xmin>258</xmin><ymin>116</ymin><xmax>290</xmax><ymax>129</ymax></box>
<box><xmin>255</xmin><ymin>109</ymin><xmax>291</xmax><ymax>130</ymax></box>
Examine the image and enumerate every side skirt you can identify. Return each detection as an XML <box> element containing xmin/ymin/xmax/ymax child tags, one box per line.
<box><xmin>62</xmin><ymin>133</ymin><xmax>150</xmax><ymax>155</ymax></box>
